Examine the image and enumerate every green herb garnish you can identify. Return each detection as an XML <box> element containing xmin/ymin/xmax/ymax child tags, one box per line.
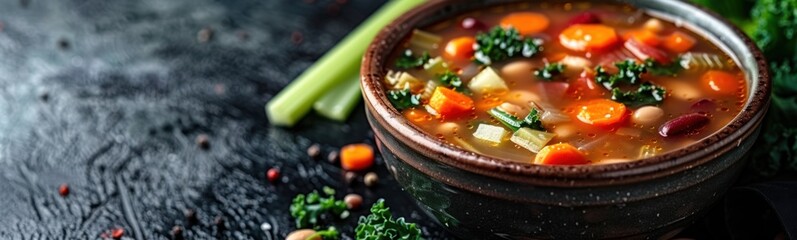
<box><xmin>387</xmin><ymin>88</ymin><xmax>421</xmax><ymax>111</ymax></box>
<box><xmin>534</xmin><ymin>62</ymin><xmax>566</xmax><ymax>81</ymax></box>
<box><xmin>290</xmin><ymin>187</ymin><xmax>349</xmax><ymax>229</ymax></box>
<box><xmin>523</xmin><ymin>108</ymin><xmax>545</xmax><ymax>131</ymax></box>
<box><xmin>308</xmin><ymin>227</ymin><xmax>341</xmax><ymax>240</ymax></box>
<box><xmin>396</xmin><ymin>49</ymin><xmax>431</xmax><ymax>69</ymax></box>
<box><xmin>611</xmin><ymin>82</ymin><xmax>667</xmax><ymax>107</ymax></box>
<box><xmin>355</xmin><ymin>199</ymin><xmax>423</xmax><ymax>240</ymax></box>
<box><xmin>595</xmin><ymin>60</ymin><xmax>648</xmax><ymax>90</ymax></box>
<box><xmin>644</xmin><ymin>58</ymin><xmax>683</xmax><ymax>76</ymax></box>
<box><xmin>474</xmin><ymin>27</ymin><xmax>543</xmax><ymax>65</ymax></box>
<box><xmin>438</xmin><ymin>71</ymin><xmax>467</xmax><ymax>92</ymax></box>
<box><xmin>487</xmin><ymin>107</ymin><xmax>545</xmax><ymax>132</ymax></box>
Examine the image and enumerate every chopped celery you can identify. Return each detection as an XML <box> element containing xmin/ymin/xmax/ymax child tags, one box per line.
<box><xmin>639</xmin><ymin>145</ymin><xmax>658</xmax><ymax>158</ymax></box>
<box><xmin>423</xmin><ymin>57</ymin><xmax>449</xmax><ymax>76</ymax></box>
<box><xmin>488</xmin><ymin>107</ymin><xmax>523</xmax><ymax>131</ymax></box>
<box><xmin>468</xmin><ymin>67</ymin><xmax>508</xmax><ymax>93</ymax></box>
<box><xmin>511</xmin><ymin>128</ymin><xmax>556</xmax><ymax>153</ymax></box>
<box><xmin>473</xmin><ymin>124</ymin><xmax>508</xmax><ymax>144</ymax></box>
<box><xmin>386</xmin><ymin>71</ymin><xmax>423</xmax><ymax>91</ymax></box>
<box><xmin>314</xmin><ymin>74</ymin><xmax>362</xmax><ymax>122</ymax></box>
<box><xmin>410</xmin><ymin>29</ymin><xmax>442</xmax><ymax>52</ymax></box>
<box><xmin>265</xmin><ymin>0</ymin><xmax>426</xmax><ymax>126</ymax></box>
<box><xmin>420</xmin><ymin>80</ymin><xmax>439</xmax><ymax>100</ymax></box>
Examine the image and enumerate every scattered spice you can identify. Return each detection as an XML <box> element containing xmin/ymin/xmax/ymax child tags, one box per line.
<box><xmin>343</xmin><ymin>193</ymin><xmax>363</xmax><ymax>210</ymax></box>
<box><xmin>57</xmin><ymin>38</ymin><xmax>70</xmax><ymax>50</ymax></box>
<box><xmin>343</xmin><ymin>171</ymin><xmax>357</xmax><ymax>186</ymax></box>
<box><xmin>197</xmin><ymin>27</ymin><xmax>213</xmax><ymax>43</ymax></box>
<box><xmin>364</xmin><ymin>172</ymin><xmax>379</xmax><ymax>187</ymax></box>
<box><xmin>327</xmin><ymin>151</ymin><xmax>338</xmax><ymax>164</ymax></box>
<box><xmin>184</xmin><ymin>209</ymin><xmax>199</xmax><ymax>226</ymax></box>
<box><xmin>267</xmin><ymin>168</ymin><xmax>280</xmax><ymax>183</ymax></box>
<box><xmin>306</xmin><ymin>144</ymin><xmax>321</xmax><ymax>158</ymax></box>
<box><xmin>58</xmin><ymin>183</ymin><xmax>69</xmax><ymax>197</ymax></box>
<box><xmin>291</xmin><ymin>31</ymin><xmax>303</xmax><ymax>45</ymax></box>
<box><xmin>196</xmin><ymin>134</ymin><xmax>210</xmax><ymax>149</ymax></box>
<box><xmin>111</xmin><ymin>227</ymin><xmax>124</xmax><ymax>239</ymax></box>
<box><xmin>171</xmin><ymin>225</ymin><xmax>184</xmax><ymax>240</ymax></box>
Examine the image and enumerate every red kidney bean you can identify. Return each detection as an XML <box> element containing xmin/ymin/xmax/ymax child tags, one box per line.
<box><xmin>690</xmin><ymin>99</ymin><xmax>717</xmax><ymax>114</ymax></box>
<box><xmin>461</xmin><ymin>17</ymin><xmax>486</xmax><ymax>31</ymax></box>
<box><xmin>567</xmin><ymin>12</ymin><xmax>601</xmax><ymax>26</ymax></box>
<box><xmin>659</xmin><ymin>113</ymin><xmax>710</xmax><ymax>137</ymax></box>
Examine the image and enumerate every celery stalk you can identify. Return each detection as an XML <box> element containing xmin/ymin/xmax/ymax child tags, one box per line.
<box><xmin>313</xmin><ymin>74</ymin><xmax>362</xmax><ymax>122</ymax></box>
<box><xmin>265</xmin><ymin>0</ymin><xmax>426</xmax><ymax>126</ymax></box>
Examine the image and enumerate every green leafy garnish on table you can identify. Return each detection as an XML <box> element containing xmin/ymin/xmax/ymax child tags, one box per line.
<box><xmin>396</xmin><ymin>50</ymin><xmax>431</xmax><ymax>69</ymax></box>
<box><xmin>290</xmin><ymin>187</ymin><xmax>349</xmax><ymax>229</ymax></box>
<box><xmin>387</xmin><ymin>88</ymin><xmax>421</xmax><ymax>111</ymax></box>
<box><xmin>355</xmin><ymin>199</ymin><xmax>423</xmax><ymax>240</ymax></box>
<box><xmin>309</xmin><ymin>227</ymin><xmax>341</xmax><ymax>240</ymax></box>
<box><xmin>474</xmin><ymin>27</ymin><xmax>543</xmax><ymax>65</ymax></box>
<box><xmin>535</xmin><ymin>62</ymin><xmax>566</xmax><ymax>81</ymax></box>
<box><xmin>595</xmin><ymin>60</ymin><xmax>647</xmax><ymax>90</ymax></box>
<box><xmin>438</xmin><ymin>71</ymin><xmax>467</xmax><ymax>93</ymax></box>
<box><xmin>611</xmin><ymin>82</ymin><xmax>667</xmax><ymax>107</ymax></box>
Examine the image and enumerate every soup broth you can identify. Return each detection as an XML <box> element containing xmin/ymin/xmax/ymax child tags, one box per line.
<box><xmin>383</xmin><ymin>2</ymin><xmax>746</xmax><ymax>165</ymax></box>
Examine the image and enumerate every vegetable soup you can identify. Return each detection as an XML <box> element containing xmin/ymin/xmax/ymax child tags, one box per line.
<box><xmin>383</xmin><ymin>2</ymin><xmax>747</xmax><ymax>165</ymax></box>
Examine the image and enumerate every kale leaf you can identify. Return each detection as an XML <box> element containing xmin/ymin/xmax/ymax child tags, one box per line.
<box><xmin>474</xmin><ymin>27</ymin><xmax>543</xmax><ymax>65</ymax></box>
<box><xmin>387</xmin><ymin>88</ymin><xmax>421</xmax><ymax>111</ymax></box>
<box><xmin>438</xmin><ymin>71</ymin><xmax>467</xmax><ymax>92</ymax></box>
<box><xmin>610</xmin><ymin>82</ymin><xmax>667</xmax><ymax>107</ymax></box>
<box><xmin>644</xmin><ymin>58</ymin><xmax>683</xmax><ymax>77</ymax></box>
<box><xmin>534</xmin><ymin>62</ymin><xmax>566</xmax><ymax>81</ymax></box>
<box><xmin>523</xmin><ymin>108</ymin><xmax>545</xmax><ymax>131</ymax></box>
<box><xmin>396</xmin><ymin>49</ymin><xmax>431</xmax><ymax>69</ymax></box>
<box><xmin>750</xmin><ymin>0</ymin><xmax>797</xmax><ymax>63</ymax></box>
<box><xmin>595</xmin><ymin>59</ymin><xmax>647</xmax><ymax>90</ymax></box>
<box><xmin>355</xmin><ymin>199</ymin><xmax>423</xmax><ymax>240</ymax></box>
<box><xmin>290</xmin><ymin>187</ymin><xmax>349</xmax><ymax>229</ymax></box>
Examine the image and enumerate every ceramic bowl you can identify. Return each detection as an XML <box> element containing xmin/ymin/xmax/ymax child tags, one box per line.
<box><xmin>360</xmin><ymin>0</ymin><xmax>770</xmax><ymax>239</ymax></box>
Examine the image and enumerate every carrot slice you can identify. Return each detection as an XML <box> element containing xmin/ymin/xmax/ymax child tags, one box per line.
<box><xmin>559</xmin><ymin>24</ymin><xmax>620</xmax><ymax>52</ymax></box>
<box><xmin>444</xmin><ymin>36</ymin><xmax>476</xmax><ymax>61</ymax></box>
<box><xmin>500</xmin><ymin>12</ymin><xmax>550</xmax><ymax>35</ymax></box>
<box><xmin>662</xmin><ymin>31</ymin><xmax>696</xmax><ymax>53</ymax></box>
<box><xmin>534</xmin><ymin>143</ymin><xmax>589</xmax><ymax>165</ymax></box>
<box><xmin>340</xmin><ymin>144</ymin><xmax>374</xmax><ymax>171</ymax></box>
<box><xmin>429</xmin><ymin>87</ymin><xmax>474</xmax><ymax>119</ymax></box>
<box><xmin>623</xmin><ymin>30</ymin><xmax>661</xmax><ymax>47</ymax></box>
<box><xmin>701</xmin><ymin>70</ymin><xmax>741</xmax><ymax>96</ymax></box>
<box><xmin>575</xmin><ymin>99</ymin><xmax>628</xmax><ymax>127</ymax></box>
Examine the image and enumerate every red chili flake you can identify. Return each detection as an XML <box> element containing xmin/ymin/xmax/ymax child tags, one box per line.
<box><xmin>266</xmin><ymin>168</ymin><xmax>280</xmax><ymax>183</ymax></box>
<box><xmin>290</xmin><ymin>31</ymin><xmax>303</xmax><ymax>45</ymax></box>
<box><xmin>58</xmin><ymin>184</ymin><xmax>70</xmax><ymax>197</ymax></box>
<box><xmin>111</xmin><ymin>228</ymin><xmax>124</xmax><ymax>239</ymax></box>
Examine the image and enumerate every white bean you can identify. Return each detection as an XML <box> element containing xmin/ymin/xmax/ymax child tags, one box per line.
<box><xmin>437</xmin><ymin>122</ymin><xmax>460</xmax><ymax>134</ymax></box>
<box><xmin>501</xmin><ymin>61</ymin><xmax>535</xmax><ymax>81</ymax></box>
<box><xmin>553</xmin><ymin>123</ymin><xmax>577</xmax><ymax>139</ymax></box>
<box><xmin>667</xmin><ymin>81</ymin><xmax>701</xmax><ymax>101</ymax></box>
<box><xmin>632</xmin><ymin>106</ymin><xmax>665</xmax><ymax>125</ymax></box>
<box><xmin>643</xmin><ymin>19</ymin><xmax>664</xmax><ymax>33</ymax></box>
<box><xmin>498</xmin><ymin>102</ymin><xmax>525</xmax><ymax>117</ymax></box>
<box><xmin>505</xmin><ymin>90</ymin><xmax>542</xmax><ymax>106</ymax></box>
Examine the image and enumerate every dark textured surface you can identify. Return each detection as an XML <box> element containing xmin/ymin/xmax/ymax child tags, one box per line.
<box><xmin>0</xmin><ymin>0</ymin><xmax>791</xmax><ymax>239</ymax></box>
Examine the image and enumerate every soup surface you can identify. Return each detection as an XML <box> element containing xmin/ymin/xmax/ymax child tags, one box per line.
<box><xmin>383</xmin><ymin>2</ymin><xmax>747</xmax><ymax>165</ymax></box>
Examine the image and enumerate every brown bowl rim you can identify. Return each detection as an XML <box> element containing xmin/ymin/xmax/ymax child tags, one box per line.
<box><xmin>360</xmin><ymin>0</ymin><xmax>771</xmax><ymax>184</ymax></box>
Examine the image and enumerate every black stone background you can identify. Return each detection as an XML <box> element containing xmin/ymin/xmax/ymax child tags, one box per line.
<box><xmin>0</xmin><ymin>0</ymin><xmax>792</xmax><ymax>239</ymax></box>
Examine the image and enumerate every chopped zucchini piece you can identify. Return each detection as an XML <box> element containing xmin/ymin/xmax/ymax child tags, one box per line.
<box><xmin>468</xmin><ymin>67</ymin><xmax>508</xmax><ymax>93</ymax></box>
<box><xmin>473</xmin><ymin>124</ymin><xmax>508</xmax><ymax>144</ymax></box>
<box><xmin>511</xmin><ymin>128</ymin><xmax>556</xmax><ymax>153</ymax></box>
<box><xmin>410</xmin><ymin>29</ymin><xmax>443</xmax><ymax>52</ymax></box>
<box><xmin>424</xmin><ymin>57</ymin><xmax>449</xmax><ymax>76</ymax></box>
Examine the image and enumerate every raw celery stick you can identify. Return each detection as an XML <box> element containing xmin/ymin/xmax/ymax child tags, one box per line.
<box><xmin>265</xmin><ymin>0</ymin><xmax>426</xmax><ymax>126</ymax></box>
<box><xmin>313</xmin><ymin>74</ymin><xmax>362</xmax><ymax>122</ymax></box>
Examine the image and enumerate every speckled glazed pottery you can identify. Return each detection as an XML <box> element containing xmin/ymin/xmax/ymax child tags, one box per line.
<box><xmin>360</xmin><ymin>0</ymin><xmax>771</xmax><ymax>239</ymax></box>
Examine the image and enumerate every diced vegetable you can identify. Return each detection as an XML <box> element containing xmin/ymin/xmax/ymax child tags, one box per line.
<box><xmin>534</xmin><ymin>62</ymin><xmax>567</xmax><ymax>81</ymax></box>
<box><xmin>701</xmin><ymin>70</ymin><xmax>742</xmax><ymax>96</ymax></box>
<box><xmin>474</xmin><ymin>27</ymin><xmax>543</xmax><ymax>65</ymax></box>
<box><xmin>662</xmin><ymin>31</ymin><xmax>697</xmax><ymax>53</ymax></box>
<box><xmin>541</xmin><ymin>110</ymin><xmax>572</xmax><ymax>124</ymax></box>
<box><xmin>314</xmin><ymin>74</ymin><xmax>362</xmax><ymax>121</ymax></box>
<box><xmin>438</xmin><ymin>71</ymin><xmax>467</xmax><ymax>93</ymax></box>
<box><xmin>396</xmin><ymin>49</ymin><xmax>431</xmax><ymax>69</ymax></box>
<box><xmin>624</xmin><ymin>39</ymin><xmax>671</xmax><ymax>64</ymax></box>
<box><xmin>468</xmin><ymin>67</ymin><xmax>509</xmax><ymax>92</ymax></box>
<box><xmin>575</xmin><ymin>99</ymin><xmax>628</xmax><ymax>127</ymax></box>
<box><xmin>410</xmin><ymin>29</ymin><xmax>443</xmax><ymax>52</ymax></box>
<box><xmin>386</xmin><ymin>71</ymin><xmax>424</xmax><ymax>91</ymax></box>
<box><xmin>679</xmin><ymin>52</ymin><xmax>729</xmax><ymax>71</ymax></box>
<box><xmin>639</xmin><ymin>145</ymin><xmax>658</xmax><ymax>158</ymax></box>
<box><xmin>428</xmin><ymin>87</ymin><xmax>474</xmax><ymax>119</ymax></box>
<box><xmin>559</xmin><ymin>24</ymin><xmax>620</xmax><ymax>52</ymax></box>
<box><xmin>420</xmin><ymin>79</ymin><xmax>440</xmax><ymax>100</ymax></box>
<box><xmin>387</xmin><ymin>88</ymin><xmax>421</xmax><ymax>111</ymax></box>
<box><xmin>499</xmin><ymin>12</ymin><xmax>551</xmax><ymax>35</ymax></box>
<box><xmin>511</xmin><ymin>127</ymin><xmax>556</xmax><ymax>153</ymax></box>
<box><xmin>423</xmin><ymin>56</ymin><xmax>449</xmax><ymax>75</ymax></box>
<box><xmin>488</xmin><ymin>107</ymin><xmax>524</xmax><ymax>131</ymax></box>
<box><xmin>473</xmin><ymin>124</ymin><xmax>508</xmax><ymax>144</ymax></box>
<box><xmin>611</xmin><ymin>82</ymin><xmax>667</xmax><ymax>107</ymax></box>
<box><xmin>444</xmin><ymin>36</ymin><xmax>477</xmax><ymax>61</ymax></box>
<box><xmin>340</xmin><ymin>144</ymin><xmax>375</xmax><ymax>171</ymax></box>
<box><xmin>265</xmin><ymin>0</ymin><xmax>425</xmax><ymax>126</ymax></box>
<box><xmin>623</xmin><ymin>30</ymin><xmax>661</xmax><ymax>47</ymax></box>
<box><xmin>534</xmin><ymin>143</ymin><xmax>589</xmax><ymax>165</ymax></box>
